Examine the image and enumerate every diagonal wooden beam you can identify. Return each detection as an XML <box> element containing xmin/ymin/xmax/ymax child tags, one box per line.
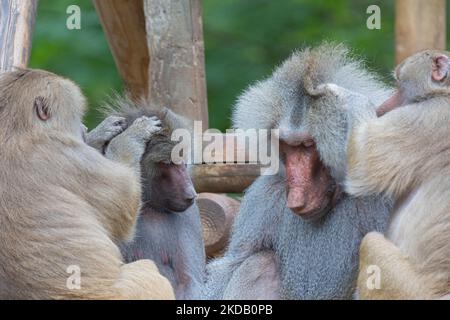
<box><xmin>0</xmin><ymin>0</ymin><xmax>38</xmax><ymax>72</ymax></box>
<box><xmin>94</xmin><ymin>0</ymin><xmax>208</xmax><ymax>126</ymax></box>
<box><xmin>93</xmin><ymin>0</ymin><xmax>149</xmax><ymax>99</ymax></box>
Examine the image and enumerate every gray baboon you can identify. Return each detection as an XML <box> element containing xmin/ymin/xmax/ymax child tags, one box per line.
<box><xmin>317</xmin><ymin>50</ymin><xmax>450</xmax><ymax>299</ymax></box>
<box><xmin>203</xmin><ymin>43</ymin><xmax>393</xmax><ymax>299</ymax></box>
<box><xmin>103</xmin><ymin>97</ymin><xmax>206</xmax><ymax>300</ymax></box>
<box><xmin>0</xmin><ymin>69</ymin><xmax>174</xmax><ymax>299</ymax></box>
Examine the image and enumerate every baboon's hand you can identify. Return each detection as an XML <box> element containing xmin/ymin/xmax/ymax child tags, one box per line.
<box><xmin>316</xmin><ymin>83</ymin><xmax>371</xmax><ymax>110</ymax></box>
<box><xmin>86</xmin><ymin>116</ymin><xmax>127</xmax><ymax>151</ymax></box>
<box><xmin>126</xmin><ymin>116</ymin><xmax>162</xmax><ymax>142</ymax></box>
<box><xmin>105</xmin><ymin>116</ymin><xmax>162</xmax><ymax>168</ymax></box>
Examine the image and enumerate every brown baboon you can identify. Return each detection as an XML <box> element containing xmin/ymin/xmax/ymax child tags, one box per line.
<box><xmin>0</xmin><ymin>69</ymin><xmax>174</xmax><ymax>299</ymax></box>
<box><xmin>312</xmin><ymin>50</ymin><xmax>450</xmax><ymax>299</ymax></box>
<box><xmin>102</xmin><ymin>97</ymin><xmax>206</xmax><ymax>300</ymax></box>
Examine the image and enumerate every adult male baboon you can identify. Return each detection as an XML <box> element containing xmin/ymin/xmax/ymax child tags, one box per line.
<box><xmin>315</xmin><ymin>50</ymin><xmax>450</xmax><ymax>299</ymax></box>
<box><xmin>0</xmin><ymin>69</ymin><xmax>174</xmax><ymax>299</ymax></box>
<box><xmin>105</xmin><ymin>97</ymin><xmax>206</xmax><ymax>299</ymax></box>
<box><xmin>203</xmin><ymin>44</ymin><xmax>393</xmax><ymax>299</ymax></box>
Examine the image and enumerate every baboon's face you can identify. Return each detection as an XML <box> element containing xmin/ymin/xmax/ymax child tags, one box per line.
<box><xmin>117</xmin><ymin>107</ymin><xmax>196</xmax><ymax>213</ymax></box>
<box><xmin>0</xmin><ymin>69</ymin><xmax>86</xmax><ymax>136</ymax></box>
<box><xmin>278</xmin><ymin>134</ymin><xmax>338</xmax><ymax>220</ymax></box>
<box><xmin>142</xmin><ymin>157</ymin><xmax>197</xmax><ymax>213</ymax></box>
<box><xmin>152</xmin><ymin>161</ymin><xmax>196</xmax><ymax>212</ymax></box>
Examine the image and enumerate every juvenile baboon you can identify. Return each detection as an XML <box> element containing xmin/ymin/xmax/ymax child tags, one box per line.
<box><xmin>104</xmin><ymin>97</ymin><xmax>206</xmax><ymax>300</ymax></box>
<box><xmin>0</xmin><ymin>69</ymin><xmax>174</xmax><ymax>299</ymax></box>
<box><xmin>316</xmin><ymin>50</ymin><xmax>450</xmax><ymax>299</ymax></box>
<box><xmin>203</xmin><ymin>43</ymin><xmax>393</xmax><ymax>299</ymax></box>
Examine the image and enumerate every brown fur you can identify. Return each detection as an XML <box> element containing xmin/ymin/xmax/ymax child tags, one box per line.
<box><xmin>0</xmin><ymin>69</ymin><xmax>174</xmax><ymax>299</ymax></box>
<box><xmin>344</xmin><ymin>51</ymin><xmax>450</xmax><ymax>299</ymax></box>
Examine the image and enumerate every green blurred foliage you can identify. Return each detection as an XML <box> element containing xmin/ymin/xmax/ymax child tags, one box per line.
<box><xmin>203</xmin><ymin>0</ymin><xmax>395</xmax><ymax>130</ymax></box>
<box><xmin>28</xmin><ymin>0</ymin><xmax>444</xmax><ymax>130</ymax></box>
<box><xmin>30</xmin><ymin>0</ymin><xmax>120</xmax><ymax>128</ymax></box>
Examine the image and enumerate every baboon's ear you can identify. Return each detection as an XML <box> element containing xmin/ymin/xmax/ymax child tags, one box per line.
<box><xmin>34</xmin><ymin>96</ymin><xmax>50</xmax><ymax>121</ymax></box>
<box><xmin>432</xmin><ymin>55</ymin><xmax>449</xmax><ymax>82</ymax></box>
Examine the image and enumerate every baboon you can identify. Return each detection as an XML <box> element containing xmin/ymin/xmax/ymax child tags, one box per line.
<box><xmin>104</xmin><ymin>97</ymin><xmax>206</xmax><ymax>300</ymax></box>
<box><xmin>0</xmin><ymin>69</ymin><xmax>174</xmax><ymax>299</ymax></box>
<box><xmin>203</xmin><ymin>43</ymin><xmax>393</xmax><ymax>299</ymax></box>
<box><xmin>316</xmin><ymin>50</ymin><xmax>450</xmax><ymax>299</ymax></box>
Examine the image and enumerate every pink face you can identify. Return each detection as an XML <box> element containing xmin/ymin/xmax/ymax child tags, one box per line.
<box><xmin>279</xmin><ymin>134</ymin><xmax>338</xmax><ymax>219</ymax></box>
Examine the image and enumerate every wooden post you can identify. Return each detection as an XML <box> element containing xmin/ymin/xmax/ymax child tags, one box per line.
<box><xmin>93</xmin><ymin>0</ymin><xmax>149</xmax><ymax>99</ymax></box>
<box><xmin>0</xmin><ymin>0</ymin><xmax>38</xmax><ymax>72</ymax></box>
<box><xmin>144</xmin><ymin>0</ymin><xmax>208</xmax><ymax>126</ymax></box>
<box><xmin>395</xmin><ymin>0</ymin><xmax>446</xmax><ymax>64</ymax></box>
<box><xmin>95</xmin><ymin>0</ymin><xmax>208</xmax><ymax>125</ymax></box>
<box><xmin>198</xmin><ymin>193</ymin><xmax>240</xmax><ymax>258</ymax></box>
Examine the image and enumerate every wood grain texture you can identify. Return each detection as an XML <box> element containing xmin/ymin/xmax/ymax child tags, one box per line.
<box><xmin>197</xmin><ymin>193</ymin><xmax>240</xmax><ymax>258</ymax></box>
<box><xmin>0</xmin><ymin>0</ymin><xmax>38</xmax><ymax>72</ymax></box>
<box><xmin>93</xmin><ymin>0</ymin><xmax>149</xmax><ymax>99</ymax></box>
<box><xmin>396</xmin><ymin>0</ymin><xmax>446</xmax><ymax>63</ymax></box>
<box><xmin>144</xmin><ymin>0</ymin><xmax>208</xmax><ymax>125</ymax></box>
<box><xmin>190</xmin><ymin>164</ymin><xmax>261</xmax><ymax>193</ymax></box>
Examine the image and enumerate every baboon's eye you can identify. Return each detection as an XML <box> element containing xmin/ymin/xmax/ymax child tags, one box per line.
<box><xmin>34</xmin><ymin>96</ymin><xmax>50</xmax><ymax>121</ymax></box>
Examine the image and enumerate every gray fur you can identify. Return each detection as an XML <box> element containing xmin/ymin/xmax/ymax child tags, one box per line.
<box><xmin>121</xmin><ymin>204</ymin><xmax>205</xmax><ymax>299</ymax></box>
<box><xmin>232</xmin><ymin>43</ymin><xmax>392</xmax><ymax>183</ymax></box>
<box><xmin>204</xmin><ymin>43</ymin><xmax>393</xmax><ymax>299</ymax></box>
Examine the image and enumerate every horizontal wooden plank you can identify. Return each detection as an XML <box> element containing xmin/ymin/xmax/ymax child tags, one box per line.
<box><xmin>190</xmin><ymin>163</ymin><xmax>261</xmax><ymax>193</ymax></box>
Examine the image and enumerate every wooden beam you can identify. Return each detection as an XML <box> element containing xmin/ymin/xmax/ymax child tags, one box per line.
<box><xmin>93</xmin><ymin>0</ymin><xmax>149</xmax><ymax>99</ymax></box>
<box><xmin>144</xmin><ymin>0</ymin><xmax>208</xmax><ymax>126</ymax></box>
<box><xmin>189</xmin><ymin>132</ymin><xmax>274</xmax><ymax>193</ymax></box>
<box><xmin>395</xmin><ymin>0</ymin><xmax>446</xmax><ymax>64</ymax></box>
<box><xmin>197</xmin><ymin>193</ymin><xmax>240</xmax><ymax>258</ymax></box>
<box><xmin>0</xmin><ymin>0</ymin><xmax>38</xmax><ymax>72</ymax></box>
<box><xmin>190</xmin><ymin>164</ymin><xmax>261</xmax><ymax>193</ymax></box>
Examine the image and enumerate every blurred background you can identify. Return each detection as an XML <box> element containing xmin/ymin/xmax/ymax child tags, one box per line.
<box><xmin>29</xmin><ymin>0</ymin><xmax>446</xmax><ymax>130</ymax></box>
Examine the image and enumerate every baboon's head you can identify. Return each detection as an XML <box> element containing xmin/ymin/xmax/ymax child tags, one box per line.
<box><xmin>377</xmin><ymin>50</ymin><xmax>450</xmax><ymax>116</ymax></box>
<box><xmin>0</xmin><ymin>69</ymin><xmax>86</xmax><ymax>137</ymax></box>
<box><xmin>110</xmin><ymin>97</ymin><xmax>197</xmax><ymax>213</ymax></box>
